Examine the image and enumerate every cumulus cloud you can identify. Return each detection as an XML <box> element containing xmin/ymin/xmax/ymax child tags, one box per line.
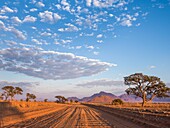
<box><xmin>59</xmin><ymin>23</ymin><xmax>79</xmax><ymax>32</ymax></box>
<box><xmin>76</xmin><ymin>79</ymin><xmax>123</xmax><ymax>88</ymax></box>
<box><xmin>86</xmin><ymin>0</ymin><xmax>92</xmax><ymax>6</ymax></box>
<box><xmin>36</xmin><ymin>2</ymin><xmax>45</xmax><ymax>8</ymax></box>
<box><xmin>0</xmin><ymin>20</ymin><xmax>6</xmax><ymax>30</ymax></box>
<box><xmin>120</xmin><ymin>14</ymin><xmax>137</xmax><ymax>27</ymax></box>
<box><xmin>86</xmin><ymin>0</ymin><xmax>128</xmax><ymax>8</ymax></box>
<box><xmin>31</xmin><ymin>39</ymin><xmax>42</xmax><ymax>45</ymax></box>
<box><xmin>97</xmin><ymin>34</ymin><xmax>103</xmax><ymax>38</ymax></box>
<box><xmin>86</xmin><ymin>45</ymin><xmax>94</xmax><ymax>49</ymax></box>
<box><xmin>75</xmin><ymin>46</ymin><xmax>82</xmax><ymax>49</ymax></box>
<box><xmin>23</xmin><ymin>15</ymin><xmax>37</xmax><ymax>23</ymax></box>
<box><xmin>0</xmin><ymin>20</ymin><xmax>26</xmax><ymax>40</ymax></box>
<box><xmin>40</xmin><ymin>32</ymin><xmax>52</xmax><ymax>36</ymax></box>
<box><xmin>8</xmin><ymin>27</ymin><xmax>26</xmax><ymax>40</ymax></box>
<box><xmin>30</xmin><ymin>8</ymin><xmax>38</xmax><ymax>12</ymax></box>
<box><xmin>39</xmin><ymin>11</ymin><xmax>61</xmax><ymax>23</ymax></box>
<box><xmin>11</xmin><ymin>16</ymin><xmax>22</xmax><ymax>24</ymax></box>
<box><xmin>120</xmin><ymin>19</ymin><xmax>132</xmax><ymax>27</ymax></box>
<box><xmin>0</xmin><ymin>47</ymin><xmax>115</xmax><ymax>80</ymax></box>
<box><xmin>93</xmin><ymin>51</ymin><xmax>99</xmax><ymax>55</ymax></box>
<box><xmin>61</xmin><ymin>0</ymin><xmax>71</xmax><ymax>12</ymax></box>
<box><xmin>0</xmin><ymin>15</ymin><xmax>8</xmax><ymax>20</ymax></box>
<box><xmin>0</xmin><ymin>6</ymin><xmax>14</xmax><ymax>13</ymax></box>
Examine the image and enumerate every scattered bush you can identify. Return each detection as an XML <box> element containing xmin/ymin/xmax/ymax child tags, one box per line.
<box><xmin>112</xmin><ymin>99</ymin><xmax>124</xmax><ymax>105</ymax></box>
<box><xmin>44</xmin><ymin>99</ymin><xmax>48</xmax><ymax>102</ymax></box>
<box><xmin>75</xmin><ymin>100</ymin><xmax>78</xmax><ymax>103</ymax></box>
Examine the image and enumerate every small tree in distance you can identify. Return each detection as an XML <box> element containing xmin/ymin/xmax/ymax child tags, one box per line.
<box><xmin>44</xmin><ymin>99</ymin><xmax>48</xmax><ymax>102</ymax></box>
<box><xmin>124</xmin><ymin>73</ymin><xmax>170</xmax><ymax>106</ymax></box>
<box><xmin>75</xmin><ymin>100</ymin><xmax>79</xmax><ymax>103</ymax></box>
<box><xmin>112</xmin><ymin>99</ymin><xmax>124</xmax><ymax>105</ymax></box>
<box><xmin>70</xmin><ymin>99</ymin><xmax>73</xmax><ymax>103</ymax></box>
<box><xmin>26</xmin><ymin>93</ymin><xmax>36</xmax><ymax>102</ymax></box>
<box><xmin>55</xmin><ymin>96</ymin><xmax>67</xmax><ymax>103</ymax></box>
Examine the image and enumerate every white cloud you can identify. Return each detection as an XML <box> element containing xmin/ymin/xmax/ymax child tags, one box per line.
<box><xmin>61</xmin><ymin>0</ymin><xmax>69</xmax><ymax>6</ymax></box>
<box><xmin>120</xmin><ymin>14</ymin><xmax>134</xmax><ymax>27</ymax></box>
<box><xmin>30</xmin><ymin>8</ymin><xmax>38</xmax><ymax>12</ymax></box>
<box><xmin>0</xmin><ymin>20</ymin><xmax>7</xmax><ymax>30</ymax></box>
<box><xmin>65</xmin><ymin>23</ymin><xmax>79</xmax><ymax>32</ymax></box>
<box><xmin>109</xmin><ymin>14</ymin><xmax>114</xmax><ymax>17</ymax></box>
<box><xmin>61</xmin><ymin>39</ymin><xmax>72</xmax><ymax>44</ymax></box>
<box><xmin>55</xmin><ymin>4</ymin><xmax>61</xmax><ymax>9</ymax></box>
<box><xmin>86</xmin><ymin>0</ymin><xmax>92</xmax><ymax>6</ymax></box>
<box><xmin>120</xmin><ymin>19</ymin><xmax>132</xmax><ymax>27</ymax></box>
<box><xmin>8</xmin><ymin>27</ymin><xmax>26</xmax><ymax>40</ymax></box>
<box><xmin>86</xmin><ymin>0</ymin><xmax>128</xmax><ymax>8</ymax></box>
<box><xmin>75</xmin><ymin>46</ymin><xmax>82</xmax><ymax>49</ymax></box>
<box><xmin>97</xmin><ymin>34</ymin><xmax>103</xmax><ymax>38</ymax></box>
<box><xmin>97</xmin><ymin>40</ymin><xmax>103</xmax><ymax>43</ymax></box>
<box><xmin>0</xmin><ymin>47</ymin><xmax>114</xmax><ymax>80</ymax></box>
<box><xmin>36</xmin><ymin>2</ymin><xmax>45</xmax><ymax>8</ymax></box>
<box><xmin>23</xmin><ymin>15</ymin><xmax>37</xmax><ymax>23</ymax></box>
<box><xmin>86</xmin><ymin>45</ymin><xmax>94</xmax><ymax>49</ymax></box>
<box><xmin>40</xmin><ymin>32</ymin><xmax>52</xmax><ymax>36</ymax></box>
<box><xmin>31</xmin><ymin>26</ymin><xmax>37</xmax><ymax>30</ymax></box>
<box><xmin>76</xmin><ymin>79</ymin><xmax>122</xmax><ymax>88</ymax></box>
<box><xmin>93</xmin><ymin>51</ymin><xmax>99</xmax><ymax>55</ymax></box>
<box><xmin>58</xmin><ymin>23</ymin><xmax>79</xmax><ymax>32</ymax></box>
<box><xmin>0</xmin><ymin>15</ymin><xmax>8</xmax><ymax>20</ymax></box>
<box><xmin>11</xmin><ymin>16</ymin><xmax>22</xmax><ymax>24</ymax></box>
<box><xmin>150</xmin><ymin>65</ymin><xmax>156</xmax><ymax>69</ymax></box>
<box><xmin>39</xmin><ymin>11</ymin><xmax>61</xmax><ymax>23</ymax></box>
<box><xmin>54</xmin><ymin>13</ymin><xmax>61</xmax><ymax>21</ymax></box>
<box><xmin>32</xmin><ymin>39</ymin><xmax>42</xmax><ymax>45</ymax></box>
<box><xmin>58</xmin><ymin>28</ymin><xmax>64</xmax><ymax>32</ymax></box>
<box><xmin>61</xmin><ymin>0</ymin><xmax>71</xmax><ymax>12</ymax></box>
<box><xmin>1</xmin><ymin>6</ymin><xmax>14</xmax><ymax>13</ymax></box>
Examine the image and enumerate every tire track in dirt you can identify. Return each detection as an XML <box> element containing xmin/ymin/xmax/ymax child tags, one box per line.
<box><xmin>4</xmin><ymin>105</ymin><xmax>114</xmax><ymax>128</ymax></box>
<box><xmin>85</xmin><ymin>104</ymin><xmax>170</xmax><ymax>128</ymax></box>
<box><xmin>5</xmin><ymin>104</ymin><xmax>168</xmax><ymax>128</ymax></box>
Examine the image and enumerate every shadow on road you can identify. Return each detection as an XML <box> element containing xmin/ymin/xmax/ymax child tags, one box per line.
<box><xmin>0</xmin><ymin>102</ymin><xmax>24</xmax><ymax>127</ymax></box>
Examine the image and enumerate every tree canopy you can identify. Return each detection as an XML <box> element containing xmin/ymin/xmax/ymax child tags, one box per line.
<box><xmin>26</xmin><ymin>93</ymin><xmax>36</xmax><ymax>102</ymax></box>
<box><xmin>2</xmin><ymin>86</ymin><xmax>23</xmax><ymax>100</ymax></box>
<box><xmin>124</xmin><ymin>73</ymin><xmax>170</xmax><ymax>106</ymax></box>
<box><xmin>55</xmin><ymin>95</ymin><xmax>67</xmax><ymax>103</ymax></box>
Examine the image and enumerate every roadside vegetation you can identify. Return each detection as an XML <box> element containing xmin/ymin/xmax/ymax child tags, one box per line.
<box><xmin>124</xmin><ymin>73</ymin><xmax>170</xmax><ymax>106</ymax></box>
<box><xmin>112</xmin><ymin>99</ymin><xmax>124</xmax><ymax>105</ymax></box>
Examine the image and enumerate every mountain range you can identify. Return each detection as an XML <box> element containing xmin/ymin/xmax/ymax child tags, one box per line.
<box><xmin>67</xmin><ymin>91</ymin><xmax>170</xmax><ymax>103</ymax></box>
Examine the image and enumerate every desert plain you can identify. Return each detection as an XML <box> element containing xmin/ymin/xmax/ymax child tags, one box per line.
<box><xmin>0</xmin><ymin>101</ymin><xmax>170</xmax><ymax>128</ymax></box>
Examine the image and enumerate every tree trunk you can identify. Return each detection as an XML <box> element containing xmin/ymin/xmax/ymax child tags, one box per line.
<box><xmin>142</xmin><ymin>93</ymin><xmax>146</xmax><ymax>107</ymax></box>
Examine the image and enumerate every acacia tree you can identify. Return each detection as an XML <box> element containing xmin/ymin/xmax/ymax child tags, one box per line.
<box><xmin>2</xmin><ymin>86</ymin><xmax>23</xmax><ymax>100</ymax></box>
<box><xmin>124</xmin><ymin>73</ymin><xmax>170</xmax><ymax>106</ymax></box>
<box><xmin>26</xmin><ymin>93</ymin><xmax>36</xmax><ymax>102</ymax></box>
<box><xmin>55</xmin><ymin>96</ymin><xmax>67</xmax><ymax>103</ymax></box>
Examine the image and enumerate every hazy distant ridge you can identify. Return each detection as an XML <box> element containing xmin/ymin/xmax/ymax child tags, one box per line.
<box><xmin>67</xmin><ymin>91</ymin><xmax>170</xmax><ymax>103</ymax></box>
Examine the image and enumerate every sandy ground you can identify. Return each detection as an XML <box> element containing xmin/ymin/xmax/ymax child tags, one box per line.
<box><xmin>1</xmin><ymin>104</ymin><xmax>170</xmax><ymax>128</ymax></box>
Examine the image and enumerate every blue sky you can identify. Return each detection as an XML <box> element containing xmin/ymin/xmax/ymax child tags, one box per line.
<box><xmin>0</xmin><ymin>0</ymin><xmax>170</xmax><ymax>100</ymax></box>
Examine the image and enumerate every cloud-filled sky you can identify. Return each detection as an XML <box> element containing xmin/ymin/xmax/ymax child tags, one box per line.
<box><xmin>0</xmin><ymin>0</ymin><xmax>170</xmax><ymax>99</ymax></box>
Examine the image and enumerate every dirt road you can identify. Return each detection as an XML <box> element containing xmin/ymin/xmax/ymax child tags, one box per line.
<box><xmin>3</xmin><ymin>104</ymin><xmax>170</xmax><ymax>128</ymax></box>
